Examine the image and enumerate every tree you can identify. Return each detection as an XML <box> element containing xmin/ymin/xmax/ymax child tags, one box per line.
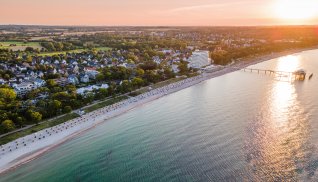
<box><xmin>26</xmin><ymin>111</ymin><xmax>42</xmax><ymax>124</ymax></box>
<box><xmin>1</xmin><ymin>120</ymin><xmax>15</xmax><ymax>132</ymax></box>
<box><xmin>164</xmin><ymin>68</ymin><xmax>175</xmax><ymax>79</ymax></box>
<box><xmin>63</xmin><ymin>106</ymin><xmax>72</xmax><ymax>114</ymax></box>
<box><xmin>95</xmin><ymin>88</ymin><xmax>108</xmax><ymax>99</ymax></box>
<box><xmin>49</xmin><ymin>100</ymin><xmax>62</xmax><ymax>115</ymax></box>
<box><xmin>96</xmin><ymin>73</ymin><xmax>105</xmax><ymax>82</ymax></box>
<box><xmin>66</xmin><ymin>85</ymin><xmax>77</xmax><ymax>93</ymax></box>
<box><xmin>178</xmin><ymin>61</ymin><xmax>189</xmax><ymax>75</ymax></box>
<box><xmin>46</xmin><ymin>79</ymin><xmax>57</xmax><ymax>88</ymax></box>
<box><xmin>25</xmin><ymin>47</ymin><xmax>35</xmax><ymax>53</ymax></box>
<box><xmin>25</xmin><ymin>55</ymin><xmax>33</xmax><ymax>62</ymax></box>
<box><xmin>132</xmin><ymin>77</ymin><xmax>144</xmax><ymax>89</ymax></box>
<box><xmin>136</xmin><ymin>68</ymin><xmax>145</xmax><ymax>77</ymax></box>
<box><xmin>120</xmin><ymin>80</ymin><xmax>132</xmax><ymax>93</ymax></box>
<box><xmin>3</xmin><ymin>74</ymin><xmax>10</xmax><ymax>80</ymax></box>
<box><xmin>0</xmin><ymin>88</ymin><xmax>16</xmax><ymax>102</ymax></box>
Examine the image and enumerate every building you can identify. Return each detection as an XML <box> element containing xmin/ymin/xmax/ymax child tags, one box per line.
<box><xmin>30</xmin><ymin>78</ymin><xmax>46</xmax><ymax>87</ymax></box>
<box><xmin>54</xmin><ymin>77</ymin><xmax>69</xmax><ymax>87</ymax></box>
<box><xmin>80</xmin><ymin>74</ymin><xmax>90</xmax><ymax>83</ymax></box>
<box><xmin>171</xmin><ymin>64</ymin><xmax>180</xmax><ymax>73</ymax></box>
<box><xmin>84</xmin><ymin>68</ymin><xmax>99</xmax><ymax>79</ymax></box>
<box><xmin>76</xmin><ymin>84</ymin><xmax>109</xmax><ymax>95</ymax></box>
<box><xmin>187</xmin><ymin>50</ymin><xmax>211</xmax><ymax>69</ymax></box>
<box><xmin>153</xmin><ymin>56</ymin><xmax>162</xmax><ymax>64</ymax></box>
<box><xmin>0</xmin><ymin>78</ymin><xmax>6</xmax><ymax>85</ymax></box>
<box><xmin>68</xmin><ymin>75</ymin><xmax>79</xmax><ymax>85</ymax></box>
<box><xmin>13</xmin><ymin>82</ymin><xmax>37</xmax><ymax>97</ymax></box>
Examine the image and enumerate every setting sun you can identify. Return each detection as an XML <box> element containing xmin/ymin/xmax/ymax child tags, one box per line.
<box><xmin>274</xmin><ymin>0</ymin><xmax>318</xmax><ymax>20</ymax></box>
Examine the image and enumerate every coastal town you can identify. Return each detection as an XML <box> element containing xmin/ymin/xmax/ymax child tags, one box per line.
<box><xmin>1</xmin><ymin>26</ymin><xmax>318</xmax><ymax>138</ymax></box>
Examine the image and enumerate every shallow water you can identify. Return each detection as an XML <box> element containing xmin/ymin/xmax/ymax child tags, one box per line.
<box><xmin>1</xmin><ymin>50</ymin><xmax>318</xmax><ymax>181</ymax></box>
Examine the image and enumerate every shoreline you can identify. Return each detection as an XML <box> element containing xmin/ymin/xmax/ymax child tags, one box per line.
<box><xmin>0</xmin><ymin>47</ymin><xmax>316</xmax><ymax>175</ymax></box>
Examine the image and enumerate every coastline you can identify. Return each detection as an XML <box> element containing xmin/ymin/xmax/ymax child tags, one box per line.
<box><xmin>0</xmin><ymin>47</ymin><xmax>317</xmax><ymax>175</ymax></box>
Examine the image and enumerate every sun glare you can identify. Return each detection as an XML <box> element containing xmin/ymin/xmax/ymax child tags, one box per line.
<box><xmin>274</xmin><ymin>0</ymin><xmax>318</xmax><ymax>20</ymax></box>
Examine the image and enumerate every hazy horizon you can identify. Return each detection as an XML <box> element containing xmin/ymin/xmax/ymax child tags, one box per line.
<box><xmin>1</xmin><ymin>0</ymin><xmax>318</xmax><ymax>26</ymax></box>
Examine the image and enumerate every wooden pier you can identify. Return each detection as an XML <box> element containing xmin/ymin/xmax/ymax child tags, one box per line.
<box><xmin>238</xmin><ymin>67</ymin><xmax>306</xmax><ymax>81</ymax></box>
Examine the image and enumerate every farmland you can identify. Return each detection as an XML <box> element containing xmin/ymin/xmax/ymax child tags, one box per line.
<box><xmin>0</xmin><ymin>41</ymin><xmax>43</xmax><ymax>51</ymax></box>
<box><xmin>38</xmin><ymin>47</ymin><xmax>112</xmax><ymax>56</ymax></box>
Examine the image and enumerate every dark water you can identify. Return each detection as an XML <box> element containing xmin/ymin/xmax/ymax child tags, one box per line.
<box><xmin>1</xmin><ymin>50</ymin><xmax>318</xmax><ymax>181</ymax></box>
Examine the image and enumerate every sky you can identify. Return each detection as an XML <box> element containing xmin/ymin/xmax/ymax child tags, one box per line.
<box><xmin>1</xmin><ymin>0</ymin><xmax>318</xmax><ymax>26</ymax></box>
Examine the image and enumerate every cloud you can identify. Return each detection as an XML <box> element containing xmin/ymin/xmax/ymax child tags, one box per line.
<box><xmin>169</xmin><ymin>1</ymin><xmax>252</xmax><ymax>13</ymax></box>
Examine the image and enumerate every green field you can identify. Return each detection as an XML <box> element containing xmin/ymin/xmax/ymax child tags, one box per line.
<box><xmin>0</xmin><ymin>41</ymin><xmax>42</xmax><ymax>51</ymax></box>
<box><xmin>38</xmin><ymin>47</ymin><xmax>112</xmax><ymax>56</ymax></box>
<box><xmin>0</xmin><ymin>113</ymin><xmax>79</xmax><ymax>145</ymax></box>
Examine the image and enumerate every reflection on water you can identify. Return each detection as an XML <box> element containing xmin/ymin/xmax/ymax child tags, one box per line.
<box><xmin>276</xmin><ymin>55</ymin><xmax>301</xmax><ymax>72</ymax></box>
<box><xmin>245</xmin><ymin>55</ymin><xmax>316</xmax><ymax>181</ymax></box>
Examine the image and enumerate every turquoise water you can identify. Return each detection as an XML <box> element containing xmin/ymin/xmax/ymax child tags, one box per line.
<box><xmin>1</xmin><ymin>50</ymin><xmax>318</xmax><ymax>181</ymax></box>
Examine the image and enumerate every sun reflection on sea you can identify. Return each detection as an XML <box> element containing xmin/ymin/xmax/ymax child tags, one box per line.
<box><xmin>244</xmin><ymin>54</ymin><xmax>312</xmax><ymax>180</ymax></box>
<box><xmin>270</xmin><ymin>81</ymin><xmax>296</xmax><ymax>129</ymax></box>
<box><xmin>276</xmin><ymin>55</ymin><xmax>301</xmax><ymax>72</ymax></box>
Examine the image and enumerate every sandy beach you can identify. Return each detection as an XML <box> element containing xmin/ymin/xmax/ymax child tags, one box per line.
<box><xmin>0</xmin><ymin>47</ymin><xmax>316</xmax><ymax>175</ymax></box>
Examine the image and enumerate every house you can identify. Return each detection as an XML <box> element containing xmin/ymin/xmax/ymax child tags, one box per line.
<box><xmin>9</xmin><ymin>78</ymin><xmax>17</xmax><ymax>83</ymax></box>
<box><xmin>76</xmin><ymin>85</ymin><xmax>99</xmax><ymax>95</ymax></box>
<box><xmin>17</xmin><ymin>66</ymin><xmax>27</xmax><ymax>71</ymax></box>
<box><xmin>73</xmin><ymin>65</ymin><xmax>80</xmax><ymax>74</ymax></box>
<box><xmin>84</xmin><ymin>68</ymin><xmax>99</xmax><ymax>79</ymax></box>
<box><xmin>80</xmin><ymin>74</ymin><xmax>90</xmax><ymax>83</ymax></box>
<box><xmin>68</xmin><ymin>75</ymin><xmax>79</xmax><ymax>85</ymax></box>
<box><xmin>126</xmin><ymin>63</ymin><xmax>137</xmax><ymax>69</ymax></box>
<box><xmin>54</xmin><ymin>77</ymin><xmax>69</xmax><ymax>87</ymax></box>
<box><xmin>48</xmin><ymin>68</ymin><xmax>57</xmax><ymax>75</ymax></box>
<box><xmin>37</xmin><ymin>71</ymin><xmax>44</xmax><ymax>78</ymax></box>
<box><xmin>26</xmin><ymin>70</ymin><xmax>35</xmax><ymax>77</ymax></box>
<box><xmin>172</xmin><ymin>64</ymin><xmax>180</xmax><ymax>73</ymax></box>
<box><xmin>76</xmin><ymin>84</ymin><xmax>109</xmax><ymax>95</ymax></box>
<box><xmin>100</xmin><ymin>84</ymin><xmax>109</xmax><ymax>89</ymax></box>
<box><xmin>72</xmin><ymin>61</ymin><xmax>78</xmax><ymax>66</ymax></box>
<box><xmin>0</xmin><ymin>78</ymin><xmax>6</xmax><ymax>85</ymax></box>
<box><xmin>153</xmin><ymin>56</ymin><xmax>162</xmax><ymax>64</ymax></box>
<box><xmin>161</xmin><ymin>49</ymin><xmax>173</xmax><ymax>54</ymax></box>
<box><xmin>32</xmin><ymin>78</ymin><xmax>46</xmax><ymax>87</ymax></box>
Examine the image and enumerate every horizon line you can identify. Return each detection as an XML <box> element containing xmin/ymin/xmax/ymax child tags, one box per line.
<box><xmin>1</xmin><ymin>24</ymin><xmax>318</xmax><ymax>28</ymax></box>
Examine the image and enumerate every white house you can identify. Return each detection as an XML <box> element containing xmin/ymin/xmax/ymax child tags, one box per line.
<box><xmin>13</xmin><ymin>82</ymin><xmax>37</xmax><ymax>97</ymax></box>
<box><xmin>187</xmin><ymin>50</ymin><xmax>211</xmax><ymax>69</ymax></box>
<box><xmin>76</xmin><ymin>85</ymin><xmax>99</xmax><ymax>95</ymax></box>
<box><xmin>100</xmin><ymin>84</ymin><xmax>109</xmax><ymax>89</ymax></box>
<box><xmin>153</xmin><ymin>56</ymin><xmax>162</xmax><ymax>64</ymax></box>
<box><xmin>0</xmin><ymin>78</ymin><xmax>6</xmax><ymax>85</ymax></box>
<box><xmin>172</xmin><ymin>64</ymin><xmax>180</xmax><ymax>73</ymax></box>
<box><xmin>76</xmin><ymin>84</ymin><xmax>109</xmax><ymax>95</ymax></box>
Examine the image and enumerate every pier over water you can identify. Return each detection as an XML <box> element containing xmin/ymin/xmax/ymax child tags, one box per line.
<box><xmin>239</xmin><ymin>67</ymin><xmax>307</xmax><ymax>81</ymax></box>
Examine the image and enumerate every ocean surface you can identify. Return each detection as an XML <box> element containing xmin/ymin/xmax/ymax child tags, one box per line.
<box><xmin>1</xmin><ymin>50</ymin><xmax>318</xmax><ymax>181</ymax></box>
